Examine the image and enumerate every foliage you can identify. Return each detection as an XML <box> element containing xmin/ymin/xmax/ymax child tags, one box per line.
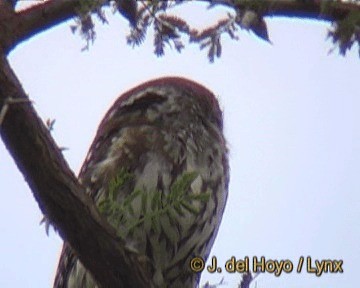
<box><xmin>70</xmin><ymin>0</ymin><xmax>108</xmax><ymax>51</ymax></box>
<box><xmin>98</xmin><ymin>169</ymin><xmax>210</xmax><ymax>239</ymax></box>
<box><xmin>70</xmin><ymin>0</ymin><xmax>359</xmax><ymax>60</ymax></box>
<box><xmin>202</xmin><ymin>277</ymin><xmax>226</xmax><ymax>288</ymax></box>
<box><xmin>328</xmin><ymin>9</ymin><xmax>360</xmax><ymax>56</ymax></box>
<box><xmin>238</xmin><ymin>272</ymin><xmax>257</xmax><ymax>288</ymax></box>
<box><xmin>126</xmin><ymin>0</ymin><xmax>271</xmax><ymax>62</ymax></box>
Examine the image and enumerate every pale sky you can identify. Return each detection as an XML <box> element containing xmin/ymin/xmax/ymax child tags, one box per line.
<box><xmin>0</xmin><ymin>2</ymin><xmax>359</xmax><ymax>287</ymax></box>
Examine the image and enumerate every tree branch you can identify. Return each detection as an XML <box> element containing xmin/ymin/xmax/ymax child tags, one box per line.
<box><xmin>209</xmin><ymin>0</ymin><xmax>358</xmax><ymax>21</ymax></box>
<box><xmin>6</xmin><ymin>0</ymin><xmax>82</xmax><ymax>54</ymax></box>
<box><xmin>0</xmin><ymin>0</ymin><xmax>358</xmax><ymax>54</ymax></box>
<box><xmin>0</xmin><ymin>53</ymin><xmax>151</xmax><ymax>287</ymax></box>
<box><xmin>263</xmin><ymin>0</ymin><xmax>357</xmax><ymax>21</ymax></box>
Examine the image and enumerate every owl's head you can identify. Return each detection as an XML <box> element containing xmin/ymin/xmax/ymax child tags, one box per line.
<box><xmin>99</xmin><ymin>77</ymin><xmax>223</xmax><ymax>133</ymax></box>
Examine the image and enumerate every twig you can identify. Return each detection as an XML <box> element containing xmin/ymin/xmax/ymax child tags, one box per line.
<box><xmin>0</xmin><ymin>97</ymin><xmax>32</xmax><ymax>126</ymax></box>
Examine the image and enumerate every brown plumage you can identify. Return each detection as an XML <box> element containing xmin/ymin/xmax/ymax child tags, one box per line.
<box><xmin>54</xmin><ymin>77</ymin><xmax>229</xmax><ymax>287</ymax></box>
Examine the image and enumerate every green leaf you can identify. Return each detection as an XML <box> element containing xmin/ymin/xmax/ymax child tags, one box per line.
<box><xmin>188</xmin><ymin>192</ymin><xmax>211</xmax><ymax>202</ymax></box>
<box><xmin>98</xmin><ymin>170</ymin><xmax>212</xmax><ymax>241</ymax></box>
<box><xmin>151</xmin><ymin>190</ymin><xmax>162</xmax><ymax>211</ymax></box>
<box><xmin>180</xmin><ymin>200</ymin><xmax>200</xmax><ymax>215</ymax></box>
<box><xmin>123</xmin><ymin>188</ymin><xmax>141</xmax><ymax>206</ymax></box>
<box><xmin>141</xmin><ymin>190</ymin><xmax>148</xmax><ymax>214</ymax></box>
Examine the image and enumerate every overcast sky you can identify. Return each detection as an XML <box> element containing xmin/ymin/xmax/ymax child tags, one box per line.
<box><xmin>0</xmin><ymin>2</ymin><xmax>359</xmax><ymax>287</ymax></box>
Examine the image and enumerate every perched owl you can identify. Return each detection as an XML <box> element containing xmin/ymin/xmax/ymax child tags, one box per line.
<box><xmin>54</xmin><ymin>77</ymin><xmax>229</xmax><ymax>287</ymax></box>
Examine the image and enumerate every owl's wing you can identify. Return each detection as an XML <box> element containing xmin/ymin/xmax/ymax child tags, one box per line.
<box><xmin>53</xmin><ymin>243</ymin><xmax>76</xmax><ymax>288</ymax></box>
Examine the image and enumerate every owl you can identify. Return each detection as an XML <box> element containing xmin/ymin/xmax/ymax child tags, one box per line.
<box><xmin>53</xmin><ymin>77</ymin><xmax>229</xmax><ymax>287</ymax></box>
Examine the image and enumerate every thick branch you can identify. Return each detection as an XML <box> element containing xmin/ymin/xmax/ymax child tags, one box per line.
<box><xmin>13</xmin><ymin>0</ymin><xmax>80</xmax><ymax>47</ymax></box>
<box><xmin>213</xmin><ymin>0</ymin><xmax>359</xmax><ymax>21</ymax></box>
<box><xmin>263</xmin><ymin>0</ymin><xmax>357</xmax><ymax>21</ymax></box>
<box><xmin>0</xmin><ymin>0</ymin><xmax>88</xmax><ymax>53</ymax></box>
<box><xmin>0</xmin><ymin>53</ymin><xmax>151</xmax><ymax>287</ymax></box>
